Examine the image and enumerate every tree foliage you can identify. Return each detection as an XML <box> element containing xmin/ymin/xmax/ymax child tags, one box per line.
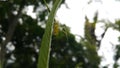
<box><xmin>112</xmin><ymin>20</ymin><xmax>120</xmax><ymax>68</ymax></box>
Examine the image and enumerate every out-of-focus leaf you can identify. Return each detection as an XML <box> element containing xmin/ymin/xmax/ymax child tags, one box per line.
<box><xmin>37</xmin><ymin>0</ymin><xmax>62</xmax><ymax>68</ymax></box>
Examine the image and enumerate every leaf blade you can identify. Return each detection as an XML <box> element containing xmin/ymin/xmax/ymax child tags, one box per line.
<box><xmin>37</xmin><ymin>0</ymin><xmax>62</xmax><ymax>68</ymax></box>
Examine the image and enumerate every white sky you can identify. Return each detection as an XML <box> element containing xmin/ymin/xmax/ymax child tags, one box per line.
<box><xmin>56</xmin><ymin>0</ymin><xmax>120</xmax><ymax>68</ymax></box>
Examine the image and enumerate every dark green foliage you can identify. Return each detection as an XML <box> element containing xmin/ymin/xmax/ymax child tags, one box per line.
<box><xmin>111</xmin><ymin>19</ymin><xmax>120</xmax><ymax>68</ymax></box>
<box><xmin>113</xmin><ymin>20</ymin><xmax>120</xmax><ymax>67</ymax></box>
<box><xmin>84</xmin><ymin>13</ymin><xmax>98</xmax><ymax>46</ymax></box>
<box><xmin>50</xmin><ymin>31</ymin><xmax>83</xmax><ymax>68</ymax></box>
<box><xmin>5</xmin><ymin>15</ymin><xmax>44</xmax><ymax>68</ymax></box>
<box><xmin>115</xmin><ymin>20</ymin><xmax>120</xmax><ymax>31</ymax></box>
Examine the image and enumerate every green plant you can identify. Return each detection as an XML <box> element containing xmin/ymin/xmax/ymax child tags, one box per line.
<box><xmin>37</xmin><ymin>0</ymin><xmax>62</xmax><ymax>68</ymax></box>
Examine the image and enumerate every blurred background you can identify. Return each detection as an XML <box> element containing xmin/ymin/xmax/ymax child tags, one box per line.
<box><xmin>0</xmin><ymin>0</ymin><xmax>120</xmax><ymax>68</ymax></box>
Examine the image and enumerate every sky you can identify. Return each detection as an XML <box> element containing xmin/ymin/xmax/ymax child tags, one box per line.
<box><xmin>56</xmin><ymin>0</ymin><xmax>120</xmax><ymax>68</ymax></box>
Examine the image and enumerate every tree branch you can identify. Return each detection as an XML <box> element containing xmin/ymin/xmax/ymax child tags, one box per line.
<box><xmin>0</xmin><ymin>0</ymin><xmax>26</xmax><ymax>67</ymax></box>
<box><xmin>97</xmin><ymin>27</ymin><xmax>108</xmax><ymax>48</ymax></box>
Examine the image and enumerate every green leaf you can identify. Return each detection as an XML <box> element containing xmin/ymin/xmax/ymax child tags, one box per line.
<box><xmin>37</xmin><ymin>0</ymin><xmax>62</xmax><ymax>68</ymax></box>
